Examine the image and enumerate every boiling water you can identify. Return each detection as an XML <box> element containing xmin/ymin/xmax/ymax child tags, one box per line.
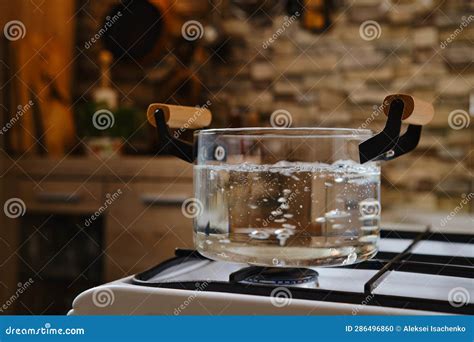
<box><xmin>194</xmin><ymin>160</ymin><xmax>380</xmax><ymax>267</ymax></box>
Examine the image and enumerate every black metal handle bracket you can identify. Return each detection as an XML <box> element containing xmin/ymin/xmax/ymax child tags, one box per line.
<box><xmin>154</xmin><ymin>109</ymin><xmax>195</xmax><ymax>163</ymax></box>
<box><xmin>359</xmin><ymin>99</ymin><xmax>423</xmax><ymax>163</ymax></box>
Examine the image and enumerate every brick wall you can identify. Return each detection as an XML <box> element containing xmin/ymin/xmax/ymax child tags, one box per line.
<box><xmin>75</xmin><ymin>0</ymin><xmax>473</xmax><ymax>215</ymax></box>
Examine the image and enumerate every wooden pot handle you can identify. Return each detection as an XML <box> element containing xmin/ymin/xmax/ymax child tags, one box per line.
<box><xmin>147</xmin><ymin>103</ymin><xmax>212</xmax><ymax>129</ymax></box>
<box><xmin>383</xmin><ymin>94</ymin><xmax>434</xmax><ymax>125</ymax></box>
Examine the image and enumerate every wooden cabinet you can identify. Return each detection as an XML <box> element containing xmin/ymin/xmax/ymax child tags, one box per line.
<box><xmin>18</xmin><ymin>180</ymin><xmax>103</xmax><ymax>214</ymax></box>
<box><xmin>104</xmin><ymin>181</ymin><xmax>193</xmax><ymax>280</ymax></box>
<box><xmin>1</xmin><ymin>157</ymin><xmax>194</xmax><ymax>313</ymax></box>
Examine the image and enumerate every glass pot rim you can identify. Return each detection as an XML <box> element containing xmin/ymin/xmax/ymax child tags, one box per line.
<box><xmin>194</xmin><ymin>127</ymin><xmax>374</xmax><ymax>139</ymax></box>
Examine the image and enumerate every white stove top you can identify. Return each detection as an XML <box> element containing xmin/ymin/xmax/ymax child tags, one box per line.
<box><xmin>70</xmin><ymin>224</ymin><xmax>473</xmax><ymax>315</ymax></box>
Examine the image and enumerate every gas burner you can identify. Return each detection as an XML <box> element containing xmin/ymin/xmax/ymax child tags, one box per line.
<box><xmin>230</xmin><ymin>266</ymin><xmax>319</xmax><ymax>286</ymax></box>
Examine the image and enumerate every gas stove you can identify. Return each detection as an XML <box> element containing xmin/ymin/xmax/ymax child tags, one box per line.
<box><xmin>70</xmin><ymin>224</ymin><xmax>473</xmax><ymax>315</ymax></box>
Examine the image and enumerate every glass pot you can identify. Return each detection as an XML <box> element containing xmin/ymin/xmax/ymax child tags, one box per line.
<box><xmin>193</xmin><ymin>128</ymin><xmax>380</xmax><ymax>267</ymax></box>
<box><xmin>147</xmin><ymin>94</ymin><xmax>433</xmax><ymax>267</ymax></box>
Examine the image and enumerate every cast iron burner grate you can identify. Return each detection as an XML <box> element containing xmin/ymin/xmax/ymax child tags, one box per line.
<box><xmin>132</xmin><ymin>226</ymin><xmax>474</xmax><ymax>314</ymax></box>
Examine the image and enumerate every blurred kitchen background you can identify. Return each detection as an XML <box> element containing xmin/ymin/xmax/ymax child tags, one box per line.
<box><xmin>0</xmin><ymin>0</ymin><xmax>472</xmax><ymax>314</ymax></box>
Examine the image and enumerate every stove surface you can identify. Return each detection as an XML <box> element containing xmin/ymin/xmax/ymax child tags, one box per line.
<box><xmin>70</xmin><ymin>224</ymin><xmax>473</xmax><ymax>315</ymax></box>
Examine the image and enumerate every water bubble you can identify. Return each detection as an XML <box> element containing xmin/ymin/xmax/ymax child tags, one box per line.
<box><xmin>345</xmin><ymin>252</ymin><xmax>357</xmax><ymax>264</ymax></box>
<box><xmin>274</xmin><ymin>218</ymin><xmax>287</xmax><ymax>223</ymax></box>
<box><xmin>333</xmin><ymin>159</ymin><xmax>358</xmax><ymax>168</ymax></box>
<box><xmin>334</xmin><ymin>177</ymin><xmax>344</xmax><ymax>183</ymax></box>
<box><xmin>263</xmin><ymin>198</ymin><xmax>269</xmax><ymax>202</ymax></box>
<box><xmin>271</xmin><ymin>210</ymin><xmax>282</xmax><ymax>216</ymax></box>
<box><xmin>325</xmin><ymin>209</ymin><xmax>351</xmax><ymax>220</ymax></box>
<box><xmin>277</xmin><ymin>197</ymin><xmax>287</xmax><ymax>203</ymax></box>
<box><xmin>283</xmin><ymin>189</ymin><xmax>291</xmax><ymax>195</ymax></box>
<box><xmin>349</xmin><ymin>178</ymin><xmax>369</xmax><ymax>185</ymax></box>
<box><xmin>248</xmin><ymin>204</ymin><xmax>258</xmax><ymax>209</ymax></box>
<box><xmin>315</xmin><ymin>217</ymin><xmax>326</xmax><ymax>223</ymax></box>
<box><xmin>359</xmin><ymin>235</ymin><xmax>378</xmax><ymax>243</ymax></box>
<box><xmin>304</xmin><ymin>186</ymin><xmax>311</xmax><ymax>192</ymax></box>
<box><xmin>277</xmin><ymin>233</ymin><xmax>290</xmax><ymax>246</ymax></box>
<box><xmin>282</xmin><ymin>223</ymin><xmax>296</xmax><ymax>229</ymax></box>
<box><xmin>280</xmin><ymin>203</ymin><xmax>290</xmax><ymax>210</ymax></box>
<box><xmin>249</xmin><ymin>230</ymin><xmax>270</xmax><ymax>240</ymax></box>
<box><xmin>275</xmin><ymin>228</ymin><xmax>295</xmax><ymax>235</ymax></box>
<box><xmin>283</xmin><ymin>213</ymin><xmax>294</xmax><ymax>219</ymax></box>
<box><xmin>361</xmin><ymin>225</ymin><xmax>378</xmax><ymax>232</ymax></box>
